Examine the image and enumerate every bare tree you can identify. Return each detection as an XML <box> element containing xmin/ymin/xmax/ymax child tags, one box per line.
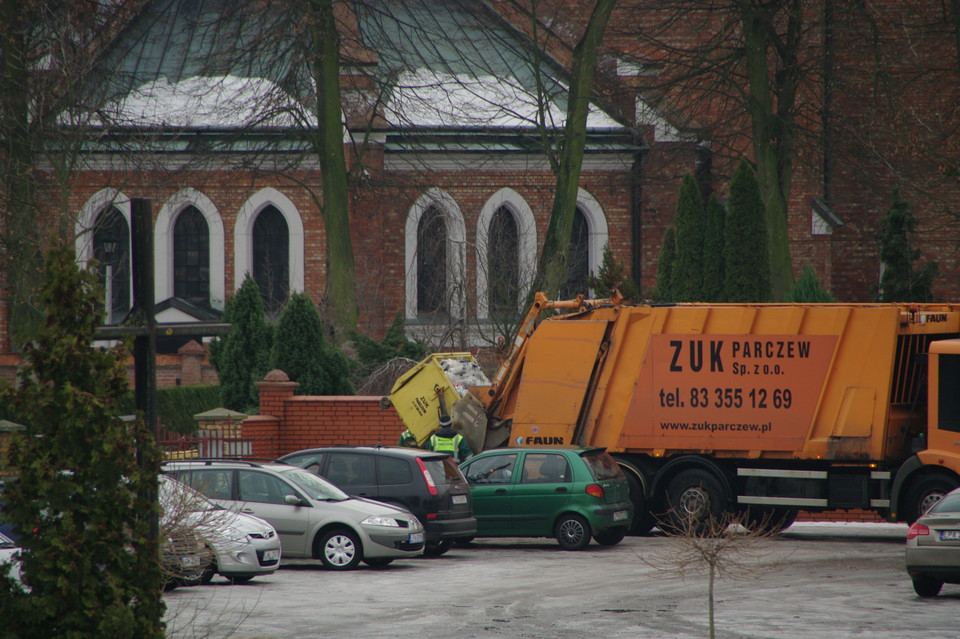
<box><xmin>645</xmin><ymin>513</ymin><xmax>786</xmax><ymax>639</ymax></box>
<box><xmin>608</xmin><ymin>0</ymin><xmax>822</xmax><ymax>301</ymax></box>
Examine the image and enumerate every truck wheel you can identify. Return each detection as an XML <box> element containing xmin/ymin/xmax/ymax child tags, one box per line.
<box><xmin>741</xmin><ymin>507</ymin><xmax>797</xmax><ymax>534</ymax></box>
<box><xmin>623</xmin><ymin>470</ymin><xmax>656</xmax><ymax>536</ymax></box>
<box><xmin>665</xmin><ymin>469</ymin><xmax>727</xmax><ymax>534</ymax></box>
<box><xmin>905</xmin><ymin>473</ymin><xmax>957</xmax><ymax>523</ymax></box>
<box><xmin>593</xmin><ymin>528</ymin><xmax>627</xmax><ymax>546</ymax></box>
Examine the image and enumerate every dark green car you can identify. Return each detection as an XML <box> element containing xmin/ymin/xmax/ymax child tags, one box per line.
<box><xmin>458</xmin><ymin>447</ymin><xmax>633</xmax><ymax>550</ymax></box>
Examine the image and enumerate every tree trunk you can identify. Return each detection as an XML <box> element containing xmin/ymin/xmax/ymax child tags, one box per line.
<box><xmin>535</xmin><ymin>0</ymin><xmax>617</xmax><ymax>297</ymax></box>
<box><xmin>309</xmin><ymin>0</ymin><xmax>358</xmax><ymax>340</ymax></box>
<box><xmin>741</xmin><ymin>1</ymin><xmax>798</xmax><ymax>301</ymax></box>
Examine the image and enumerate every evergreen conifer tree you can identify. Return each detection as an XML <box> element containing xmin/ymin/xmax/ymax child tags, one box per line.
<box><xmin>655</xmin><ymin>227</ymin><xmax>677</xmax><ymax>302</ymax></box>
<box><xmin>271</xmin><ymin>293</ymin><xmax>354</xmax><ymax>395</ymax></box>
<box><xmin>672</xmin><ymin>174</ymin><xmax>706</xmax><ymax>301</ymax></box>
<box><xmin>724</xmin><ymin>161</ymin><xmax>771</xmax><ymax>302</ymax></box>
<box><xmin>701</xmin><ymin>194</ymin><xmax>726</xmax><ymax>302</ymax></box>
<box><xmin>877</xmin><ymin>188</ymin><xmax>938</xmax><ymax>302</ymax></box>
<box><xmin>587</xmin><ymin>244</ymin><xmax>640</xmax><ymax>300</ymax></box>
<box><xmin>787</xmin><ymin>266</ymin><xmax>836</xmax><ymax>302</ymax></box>
<box><xmin>0</xmin><ymin>245</ymin><xmax>164</xmax><ymax>637</ymax></box>
<box><xmin>210</xmin><ymin>275</ymin><xmax>273</xmax><ymax>411</ymax></box>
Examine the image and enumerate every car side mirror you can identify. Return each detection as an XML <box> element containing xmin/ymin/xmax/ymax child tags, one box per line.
<box><xmin>284</xmin><ymin>494</ymin><xmax>304</xmax><ymax>506</ymax></box>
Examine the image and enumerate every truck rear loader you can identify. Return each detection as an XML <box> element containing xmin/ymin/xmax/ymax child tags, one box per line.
<box><xmin>387</xmin><ymin>293</ymin><xmax>960</xmax><ymax>533</ymax></box>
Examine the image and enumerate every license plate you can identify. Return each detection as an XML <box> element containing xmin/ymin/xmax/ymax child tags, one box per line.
<box><xmin>409</xmin><ymin>532</ymin><xmax>425</xmax><ymax>544</ymax></box>
<box><xmin>939</xmin><ymin>529</ymin><xmax>960</xmax><ymax>541</ymax></box>
<box><xmin>613</xmin><ymin>510</ymin><xmax>628</xmax><ymax>521</ymax></box>
<box><xmin>452</xmin><ymin>494</ymin><xmax>467</xmax><ymax>505</ymax></box>
<box><xmin>262</xmin><ymin>549</ymin><xmax>280</xmax><ymax>562</ymax></box>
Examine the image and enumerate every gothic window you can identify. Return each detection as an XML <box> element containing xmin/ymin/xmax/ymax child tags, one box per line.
<box><xmin>253</xmin><ymin>205</ymin><xmax>289</xmax><ymax>314</ymax></box>
<box><xmin>173</xmin><ymin>205</ymin><xmax>210</xmax><ymax>306</ymax></box>
<box><xmin>560</xmin><ymin>208</ymin><xmax>590</xmax><ymax>299</ymax></box>
<box><xmin>488</xmin><ymin>206</ymin><xmax>520</xmax><ymax>315</ymax></box>
<box><xmin>93</xmin><ymin>207</ymin><xmax>130</xmax><ymax>324</ymax></box>
<box><xmin>417</xmin><ymin>205</ymin><xmax>447</xmax><ymax>317</ymax></box>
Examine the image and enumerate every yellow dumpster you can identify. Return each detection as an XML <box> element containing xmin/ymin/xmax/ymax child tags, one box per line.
<box><xmin>385</xmin><ymin>353</ymin><xmax>489</xmax><ymax>450</ymax></box>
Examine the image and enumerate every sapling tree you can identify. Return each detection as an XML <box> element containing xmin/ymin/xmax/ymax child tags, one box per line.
<box><xmin>645</xmin><ymin>513</ymin><xmax>784</xmax><ymax>639</ymax></box>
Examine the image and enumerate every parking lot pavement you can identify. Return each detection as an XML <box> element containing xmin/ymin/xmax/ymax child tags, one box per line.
<box><xmin>164</xmin><ymin>522</ymin><xmax>960</xmax><ymax>639</ymax></box>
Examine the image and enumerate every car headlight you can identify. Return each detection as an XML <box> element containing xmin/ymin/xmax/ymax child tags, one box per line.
<box><xmin>361</xmin><ymin>515</ymin><xmax>401</xmax><ymax>528</ymax></box>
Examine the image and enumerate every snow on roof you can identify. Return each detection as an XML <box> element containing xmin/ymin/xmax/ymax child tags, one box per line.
<box><xmin>384</xmin><ymin>68</ymin><xmax>622</xmax><ymax>130</ymax></box>
<box><xmin>101</xmin><ymin>75</ymin><xmax>318</xmax><ymax>129</ymax></box>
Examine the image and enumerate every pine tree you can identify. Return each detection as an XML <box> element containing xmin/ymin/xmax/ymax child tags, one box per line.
<box><xmin>787</xmin><ymin>266</ymin><xmax>836</xmax><ymax>302</ymax></box>
<box><xmin>0</xmin><ymin>244</ymin><xmax>164</xmax><ymax>637</ymax></box>
<box><xmin>210</xmin><ymin>275</ymin><xmax>273</xmax><ymax>411</ymax></box>
<box><xmin>586</xmin><ymin>243</ymin><xmax>640</xmax><ymax>300</ymax></box>
<box><xmin>655</xmin><ymin>227</ymin><xmax>677</xmax><ymax>302</ymax></box>
<box><xmin>672</xmin><ymin>174</ymin><xmax>706</xmax><ymax>301</ymax></box>
<box><xmin>877</xmin><ymin>188</ymin><xmax>938</xmax><ymax>302</ymax></box>
<box><xmin>272</xmin><ymin>293</ymin><xmax>355</xmax><ymax>395</ymax></box>
<box><xmin>701</xmin><ymin>195</ymin><xmax>726</xmax><ymax>302</ymax></box>
<box><xmin>724</xmin><ymin>161</ymin><xmax>771</xmax><ymax>302</ymax></box>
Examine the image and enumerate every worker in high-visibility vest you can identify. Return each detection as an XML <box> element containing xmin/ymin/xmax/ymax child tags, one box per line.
<box><xmin>426</xmin><ymin>415</ymin><xmax>472</xmax><ymax>462</ymax></box>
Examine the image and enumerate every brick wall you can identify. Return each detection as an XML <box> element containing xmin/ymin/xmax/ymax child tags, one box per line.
<box><xmin>252</xmin><ymin>370</ymin><xmax>405</xmax><ymax>460</ymax></box>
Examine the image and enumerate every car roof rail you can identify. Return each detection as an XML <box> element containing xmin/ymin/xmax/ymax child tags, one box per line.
<box><xmin>160</xmin><ymin>458</ymin><xmax>285</xmax><ymax>468</ymax></box>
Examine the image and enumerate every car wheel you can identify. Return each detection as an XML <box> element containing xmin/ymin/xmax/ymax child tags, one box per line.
<box><xmin>228</xmin><ymin>575</ymin><xmax>254</xmax><ymax>584</ymax></box>
<box><xmin>664</xmin><ymin>469</ymin><xmax>728</xmax><ymax>534</ymax></box>
<box><xmin>555</xmin><ymin>514</ymin><xmax>591</xmax><ymax>550</ymax></box>
<box><xmin>912</xmin><ymin>575</ymin><xmax>943</xmax><ymax>597</ymax></box>
<box><xmin>317</xmin><ymin>528</ymin><xmax>363</xmax><ymax>570</ymax></box>
<box><xmin>906</xmin><ymin>474</ymin><xmax>957</xmax><ymax>523</ymax></box>
<box><xmin>200</xmin><ymin>558</ymin><xmax>217</xmax><ymax>585</ymax></box>
<box><xmin>363</xmin><ymin>557</ymin><xmax>394</xmax><ymax>568</ymax></box>
<box><xmin>423</xmin><ymin>540</ymin><xmax>453</xmax><ymax>557</ymax></box>
<box><xmin>593</xmin><ymin>528</ymin><xmax>626</xmax><ymax>546</ymax></box>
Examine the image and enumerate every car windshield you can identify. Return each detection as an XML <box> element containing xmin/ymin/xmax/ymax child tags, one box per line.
<box><xmin>280</xmin><ymin>468</ymin><xmax>350</xmax><ymax>501</ymax></box>
<box><xmin>581</xmin><ymin>451</ymin><xmax>623</xmax><ymax>480</ymax></box>
<box><xmin>927</xmin><ymin>492</ymin><xmax>960</xmax><ymax>515</ymax></box>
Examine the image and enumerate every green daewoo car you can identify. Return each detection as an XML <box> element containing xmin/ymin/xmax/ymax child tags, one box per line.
<box><xmin>458</xmin><ymin>447</ymin><xmax>633</xmax><ymax>550</ymax></box>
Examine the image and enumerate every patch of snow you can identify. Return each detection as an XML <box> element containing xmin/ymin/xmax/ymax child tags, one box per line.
<box><xmin>99</xmin><ymin>75</ymin><xmax>318</xmax><ymax>129</ymax></box>
<box><xmin>384</xmin><ymin>68</ymin><xmax>621</xmax><ymax>129</ymax></box>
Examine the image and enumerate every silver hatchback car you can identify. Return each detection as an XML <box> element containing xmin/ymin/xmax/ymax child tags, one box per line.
<box><xmin>162</xmin><ymin>460</ymin><xmax>425</xmax><ymax>570</ymax></box>
<box><xmin>905</xmin><ymin>486</ymin><xmax>960</xmax><ymax>596</ymax></box>
<box><xmin>160</xmin><ymin>475</ymin><xmax>281</xmax><ymax>584</ymax></box>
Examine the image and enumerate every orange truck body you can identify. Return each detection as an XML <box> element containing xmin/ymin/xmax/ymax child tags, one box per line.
<box><xmin>419</xmin><ymin>295</ymin><xmax>960</xmax><ymax>526</ymax></box>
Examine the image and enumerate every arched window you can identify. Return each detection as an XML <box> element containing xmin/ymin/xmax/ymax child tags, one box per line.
<box><xmin>417</xmin><ymin>205</ymin><xmax>448</xmax><ymax>317</ymax></box>
<box><xmin>173</xmin><ymin>206</ymin><xmax>210</xmax><ymax>306</ymax></box>
<box><xmin>93</xmin><ymin>207</ymin><xmax>131</xmax><ymax>324</ymax></box>
<box><xmin>253</xmin><ymin>205</ymin><xmax>290</xmax><ymax>314</ymax></box>
<box><xmin>488</xmin><ymin>206</ymin><xmax>520</xmax><ymax>315</ymax></box>
<box><xmin>560</xmin><ymin>208</ymin><xmax>590</xmax><ymax>299</ymax></box>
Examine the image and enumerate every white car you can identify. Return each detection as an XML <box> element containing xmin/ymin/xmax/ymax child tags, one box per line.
<box><xmin>160</xmin><ymin>475</ymin><xmax>281</xmax><ymax>584</ymax></box>
<box><xmin>0</xmin><ymin>532</ymin><xmax>21</xmax><ymax>585</ymax></box>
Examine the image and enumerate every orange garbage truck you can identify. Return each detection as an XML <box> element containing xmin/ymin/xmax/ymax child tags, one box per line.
<box><xmin>386</xmin><ymin>292</ymin><xmax>960</xmax><ymax>533</ymax></box>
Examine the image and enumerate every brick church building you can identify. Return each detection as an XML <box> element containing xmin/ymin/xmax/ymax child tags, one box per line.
<box><xmin>1</xmin><ymin>0</ymin><xmax>958</xmax><ymax>375</ymax></box>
